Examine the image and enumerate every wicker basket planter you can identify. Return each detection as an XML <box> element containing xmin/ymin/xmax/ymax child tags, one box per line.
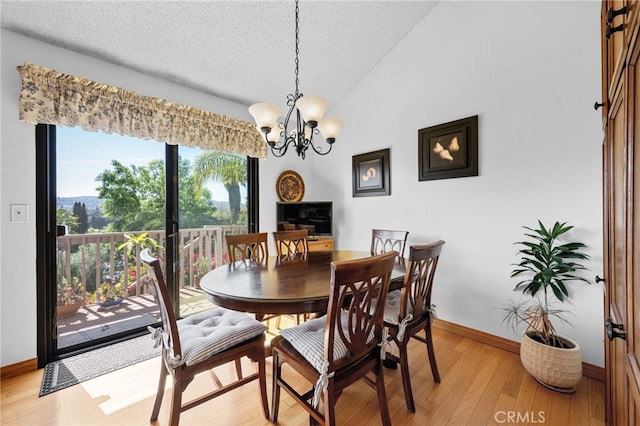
<box><xmin>520</xmin><ymin>331</ymin><xmax>582</xmax><ymax>393</ymax></box>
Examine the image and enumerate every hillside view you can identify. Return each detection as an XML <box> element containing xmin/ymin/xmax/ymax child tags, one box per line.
<box><xmin>57</xmin><ymin>196</ymin><xmax>234</xmax><ymax>212</ymax></box>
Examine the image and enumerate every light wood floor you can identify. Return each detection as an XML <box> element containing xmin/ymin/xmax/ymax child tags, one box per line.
<box><xmin>0</xmin><ymin>327</ymin><xmax>605</xmax><ymax>425</ymax></box>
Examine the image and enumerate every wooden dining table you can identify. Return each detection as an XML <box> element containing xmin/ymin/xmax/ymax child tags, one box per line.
<box><xmin>199</xmin><ymin>250</ymin><xmax>406</xmax><ymax>315</ymax></box>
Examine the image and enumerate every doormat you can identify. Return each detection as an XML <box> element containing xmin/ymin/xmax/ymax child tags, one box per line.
<box><xmin>39</xmin><ymin>334</ymin><xmax>160</xmax><ymax>396</ymax></box>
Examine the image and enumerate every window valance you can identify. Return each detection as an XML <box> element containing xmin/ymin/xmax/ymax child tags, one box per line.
<box><xmin>16</xmin><ymin>62</ymin><xmax>267</xmax><ymax>159</ymax></box>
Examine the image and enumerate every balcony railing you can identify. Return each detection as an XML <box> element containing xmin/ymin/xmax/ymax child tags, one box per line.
<box><xmin>57</xmin><ymin>225</ymin><xmax>247</xmax><ymax>304</ymax></box>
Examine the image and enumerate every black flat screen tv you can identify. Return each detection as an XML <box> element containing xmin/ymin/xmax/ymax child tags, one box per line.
<box><xmin>276</xmin><ymin>201</ymin><xmax>333</xmax><ymax>237</ymax></box>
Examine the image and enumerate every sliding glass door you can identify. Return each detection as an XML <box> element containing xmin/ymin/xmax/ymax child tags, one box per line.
<box><xmin>174</xmin><ymin>146</ymin><xmax>249</xmax><ymax>318</ymax></box>
<box><xmin>37</xmin><ymin>124</ymin><xmax>257</xmax><ymax>364</ymax></box>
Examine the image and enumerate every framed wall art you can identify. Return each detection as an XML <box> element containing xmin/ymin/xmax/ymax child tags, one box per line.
<box><xmin>418</xmin><ymin>115</ymin><xmax>478</xmax><ymax>181</ymax></box>
<box><xmin>276</xmin><ymin>170</ymin><xmax>305</xmax><ymax>202</ymax></box>
<box><xmin>352</xmin><ymin>148</ymin><xmax>390</xmax><ymax>197</ymax></box>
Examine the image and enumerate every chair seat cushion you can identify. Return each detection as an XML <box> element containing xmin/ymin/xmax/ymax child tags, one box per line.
<box><xmin>383</xmin><ymin>289</ymin><xmax>419</xmax><ymax>326</ymax></box>
<box><xmin>279</xmin><ymin>312</ymin><xmax>376</xmax><ymax>372</ymax></box>
<box><xmin>177</xmin><ymin>307</ymin><xmax>267</xmax><ymax>366</ymax></box>
<box><xmin>279</xmin><ymin>314</ymin><xmax>348</xmax><ymax>372</ymax></box>
<box><xmin>383</xmin><ymin>290</ymin><xmax>402</xmax><ymax>325</ymax></box>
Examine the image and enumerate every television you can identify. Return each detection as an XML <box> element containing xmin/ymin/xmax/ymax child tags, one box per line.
<box><xmin>276</xmin><ymin>201</ymin><xmax>333</xmax><ymax>237</ymax></box>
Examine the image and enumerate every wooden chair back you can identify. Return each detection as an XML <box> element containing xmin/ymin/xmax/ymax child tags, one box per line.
<box><xmin>270</xmin><ymin>250</ymin><xmax>397</xmax><ymax>425</ymax></box>
<box><xmin>371</xmin><ymin>228</ymin><xmax>409</xmax><ymax>257</ymax></box>
<box><xmin>141</xmin><ymin>249</ymin><xmax>182</xmax><ymax>360</ymax></box>
<box><xmin>383</xmin><ymin>240</ymin><xmax>445</xmax><ymax>413</ymax></box>
<box><xmin>273</xmin><ymin>229</ymin><xmax>309</xmax><ymax>259</ymax></box>
<box><xmin>226</xmin><ymin>232</ymin><xmax>269</xmax><ymax>264</ymax></box>
<box><xmin>400</xmin><ymin>241</ymin><xmax>445</xmax><ymax>322</ymax></box>
<box><xmin>325</xmin><ymin>251</ymin><xmax>397</xmax><ymax>369</ymax></box>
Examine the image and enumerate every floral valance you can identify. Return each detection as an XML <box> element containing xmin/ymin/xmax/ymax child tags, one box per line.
<box><xmin>16</xmin><ymin>62</ymin><xmax>267</xmax><ymax>159</ymax></box>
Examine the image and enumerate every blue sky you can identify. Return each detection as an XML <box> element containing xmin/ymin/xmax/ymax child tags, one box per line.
<box><xmin>57</xmin><ymin>126</ymin><xmax>243</xmax><ymax>201</ymax></box>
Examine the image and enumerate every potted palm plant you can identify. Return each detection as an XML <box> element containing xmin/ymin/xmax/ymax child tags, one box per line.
<box><xmin>503</xmin><ymin>220</ymin><xmax>590</xmax><ymax>393</ymax></box>
<box><xmin>116</xmin><ymin>232</ymin><xmax>160</xmax><ymax>295</ymax></box>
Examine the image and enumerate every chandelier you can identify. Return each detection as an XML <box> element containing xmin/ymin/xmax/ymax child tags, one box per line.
<box><xmin>248</xmin><ymin>0</ymin><xmax>343</xmax><ymax>159</ymax></box>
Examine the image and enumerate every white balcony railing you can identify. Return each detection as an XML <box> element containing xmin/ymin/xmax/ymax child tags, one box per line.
<box><xmin>57</xmin><ymin>225</ymin><xmax>246</xmax><ymax>304</ymax></box>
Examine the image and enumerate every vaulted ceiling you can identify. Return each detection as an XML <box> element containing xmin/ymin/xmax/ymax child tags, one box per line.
<box><xmin>1</xmin><ymin>1</ymin><xmax>439</xmax><ymax>108</ymax></box>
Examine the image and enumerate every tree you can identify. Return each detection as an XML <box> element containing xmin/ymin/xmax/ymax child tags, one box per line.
<box><xmin>89</xmin><ymin>206</ymin><xmax>108</xmax><ymax>229</ymax></box>
<box><xmin>95</xmin><ymin>157</ymin><xmax>219</xmax><ymax>231</ymax></box>
<box><xmin>57</xmin><ymin>208</ymin><xmax>78</xmax><ymax>230</ymax></box>
<box><xmin>192</xmin><ymin>151</ymin><xmax>247</xmax><ymax>224</ymax></box>
<box><xmin>96</xmin><ymin>160</ymin><xmax>142</xmax><ymax>230</ymax></box>
<box><xmin>72</xmin><ymin>202</ymin><xmax>89</xmax><ymax>234</ymax></box>
<box><xmin>177</xmin><ymin>157</ymin><xmax>221</xmax><ymax>228</ymax></box>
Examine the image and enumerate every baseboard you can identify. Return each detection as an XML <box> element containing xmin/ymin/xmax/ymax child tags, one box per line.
<box><xmin>432</xmin><ymin>319</ymin><xmax>605</xmax><ymax>383</ymax></box>
<box><xmin>0</xmin><ymin>358</ymin><xmax>38</xmax><ymax>380</ymax></box>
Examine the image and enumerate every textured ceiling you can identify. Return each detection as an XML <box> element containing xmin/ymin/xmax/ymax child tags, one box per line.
<box><xmin>1</xmin><ymin>0</ymin><xmax>438</xmax><ymax>108</ymax></box>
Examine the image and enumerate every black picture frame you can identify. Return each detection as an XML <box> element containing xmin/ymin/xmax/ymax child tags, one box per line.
<box><xmin>352</xmin><ymin>148</ymin><xmax>390</xmax><ymax>197</ymax></box>
<box><xmin>418</xmin><ymin>115</ymin><xmax>478</xmax><ymax>181</ymax></box>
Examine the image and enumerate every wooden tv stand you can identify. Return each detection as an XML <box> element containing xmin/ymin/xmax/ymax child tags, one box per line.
<box><xmin>307</xmin><ymin>237</ymin><xmax>334</xmax><ymax>252</ymax></box>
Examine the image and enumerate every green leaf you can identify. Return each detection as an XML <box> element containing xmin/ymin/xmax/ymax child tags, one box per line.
<box><xmin>509</xmin><ymin>220</ymin><xmax>591</xmax><ymax>307</ymax></box>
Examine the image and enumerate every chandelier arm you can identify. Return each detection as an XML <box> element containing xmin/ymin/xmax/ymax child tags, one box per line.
<box><xmin>282</xmin><ymin>93</ymin><xmax>301</xmax><ymax>129</ymax></box>
<box><xmin>269</xmin><ymin>133</ymin><xmax>297</xmax><ymax>157</ymax></box>
<box><xmin>296</xmin><ymin>108</ymin><xmax>305</xmax><ymax>141</ymax></box>
<box><xmin>308</xmin><ymin>139</ymin><xmax>334</xmax><ymax>156</ymax></box>
<box><xmin>269</xmin><ymin>147</ymin><xmax>288</xmax><ymax>157</ymax></box>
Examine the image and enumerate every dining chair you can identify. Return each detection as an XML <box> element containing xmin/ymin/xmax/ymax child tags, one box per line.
<box><xmin>226</xmin><ymin>232</ymin><xmax>284</xmax><ymax>326</ymax></box>
<box><xmin>382</xmin><ymin>240</ymin><xmax>445</xmax><ymax>412</ymax></box>
<box><xmin>140</xmin><ymin>249</ymin><xmax>269</xmax><ymax>426</ymax></box>
<box><xmin>371</xmin><ymin>228</ymin><xmax>409</xmax><ymax>257</ymax></box>
<box><xmin>273</xmin><ymin>229</ymin><xmax>309</xmax><ymax>260</ymax></box>
<box><xmin>272</xmin><ymin>229</ymin><xmax>311</xmax><ymax>326</ymax></box>
<box><xmin>270</xmin><ymin>251</ymin><xmax>398</xmax><ymax>426</ymax></box>
<box><xmin>225</xmin><ymin>232</ymin><xmax>269</xmax><ymax>263</ymax></box>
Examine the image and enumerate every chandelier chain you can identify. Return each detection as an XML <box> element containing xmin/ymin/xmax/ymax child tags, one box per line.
<box><xmin>248</xmin><ymin>0</ymin><xmax>340</xmax><ymax>158</ymax></box>
<box><xmin>294</xmin><ymin>0</ymin><xmax>300</xmax><ymax>97</ymax></box>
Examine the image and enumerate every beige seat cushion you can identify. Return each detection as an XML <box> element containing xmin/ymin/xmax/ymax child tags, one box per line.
<box><xmin>382</xmin><ymin>290</ymin><xmax>401</xmax><ymax>325</ymax></box>
<box><xmin>176</xmin><ymin>307</ymin><xmax>267</xmax><ymax>366</ymax></box>
<box><xmin>279</xmin><ymin>314</ymin><xmax>350</xmax><ymax>372</ymax></box>
<box><xmin>279</xmin><ymin>311</ymin><xmax>378</xmax><ymax>372</ymax></box>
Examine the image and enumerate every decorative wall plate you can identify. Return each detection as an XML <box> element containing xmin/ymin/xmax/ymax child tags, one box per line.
<box><xmin>276</xmin><ymin>170</ymin><xmax>305</xmax><ymax>202</ymax></box>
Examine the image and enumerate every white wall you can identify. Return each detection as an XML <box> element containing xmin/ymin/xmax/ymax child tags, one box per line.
<box><xmin>1</xmin><ymin>0</ymin><xmax>606</xmax><ymax>368</ymax></box>
<box><xmin>312</xmin><ymin>1</ymin><xmax>604</xmax><ymax>365</ymax></box>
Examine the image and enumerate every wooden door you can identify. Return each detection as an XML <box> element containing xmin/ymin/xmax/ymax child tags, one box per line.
<box><xmin>601</xmin><ymin>1</ymin><xmax>640</xmax><ymax>424</ymax></box>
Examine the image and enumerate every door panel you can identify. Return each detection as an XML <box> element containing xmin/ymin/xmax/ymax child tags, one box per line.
<box><xmin>630</xmin><ymin>21</ymin><xmax>640</xmax><ymax>421</ymax></box>
<box><xmin>606</xmin><ymin>0</ymin><xmax>628</xmax><ymax>102</ymax></box>
<box><xmin>54</xmin><ymin>127</ymin><xmax>165</xmax><ymax>353</ymax></box>
<box><xmin>175</xmin><ymin>146</ymin><xmax>248</xmax><ymax>318</ymax></box>
<box><xmin>603</xmin><ymin>1</ymin><xmax>640</xmax><ymax>423</ymax></box>
<box><xmin>605</xmin><ymin>67</ymin><xmax>628</xmax><ymax>425</ymax></box>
